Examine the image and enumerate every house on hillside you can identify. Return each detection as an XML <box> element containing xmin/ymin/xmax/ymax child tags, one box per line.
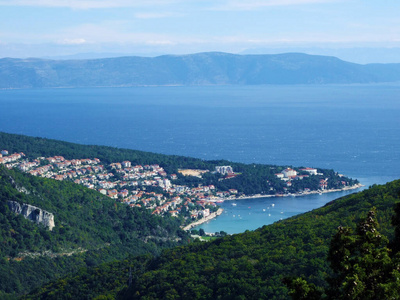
<box><xmin>300</xmin><ymin>167</ymin><xmax>318</xmax><ymax>175</ymax></box>
<box><xmin>282</xmin><ymin>168</ymin><xmax>297</xmax><ymax>178</ymax></box>
<box><xmin>215</xmin><ymin>166</ymin><xmax>234</xmax><ymax>175</ymax></box>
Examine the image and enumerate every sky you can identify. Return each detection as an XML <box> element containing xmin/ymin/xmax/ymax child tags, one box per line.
<box><xmin>1</xmin><ymin>0</ymin><xmax>400</xmax><ymax>63</ymax></box>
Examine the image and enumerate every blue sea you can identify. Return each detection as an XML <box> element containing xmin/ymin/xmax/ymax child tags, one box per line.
<box><xmin>1</xmin><ymin>84</ymin><xmax>399</xmax><ymax>233</ymax></box>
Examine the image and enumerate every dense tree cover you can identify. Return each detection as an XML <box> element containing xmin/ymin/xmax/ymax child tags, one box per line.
<box><xmin>25</xmin><ymin>180</ymin><xmax>400</xmax><ymax>299</ymax></box>
<box><xmin>21</xmin><ymin>255</ymin><xmax>154</xmax><ymax>300</ymax></box>
<box><xmin>0</xmin><ymin>166</ymin><xmax>189</xmax><ymax>298</ymax></box>
<box><xmin>285</xmin><ymin>208</ymin><xmax>400</xmax><ymax>299</ymax></box>
<box><xmin>0</xmin><ymin>131</ymin><xmax>357</xmax><ymax>195</ymax></box>
<box><xmin>0</xmin><ymin>131</ymin><xmax>359</xmax><ymax>298</ymax></box>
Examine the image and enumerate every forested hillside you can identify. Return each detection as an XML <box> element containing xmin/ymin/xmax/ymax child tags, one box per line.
<box><xmin>23</xmin><ymin>180</ymin><xmax>400</xmax><ymax>299</ymax></box>
<box><xmin>0</xmin><ymin>131</ymin><xmax>364</xmax><ymax>299</ymax></box>
<box><xmin>0</xmin><ymin>166</ymin><xmax>188</xmax><ymax>299</ymax></box>
<box><xmin>0</xmin><ymin>131</ymin><xmax>357</xmax><ymax>196</ymax></box>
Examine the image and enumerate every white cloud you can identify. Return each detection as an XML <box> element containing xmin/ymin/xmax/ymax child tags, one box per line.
<box><xmin>192</xmin><ymin>33</ymin><xmax>400</xmax><ymax>47</ymax></box>
<box><xmin>210</xmin><ymin>0</ymin><xmax>338</xmax><ymax>11</ymax></box>
<box><xmin>0</xmin><ymin>0</ymin><xmax>339</xmax><ymax>10</ymax></box>
<box><xmin>134</xmin><ymin>12</ymin><xmax>179</xmax><ymax>19</ymax></box>
<box><xmin>48</xmin><ymin>18</ymin><xmax>400</xmax><ymax>48</ymax></box>
<box><xmin>57</xmin><ymin>38</ymin><xmax>87</xmax><ymax>45</ymax></box>
<box><xmin>145</xmin><ymin>40</ymin><xmax>175</xmax><ymax>45</ymax></box>
<box><xmin>0</xmin><ymin>0</ymin><xmax>180</xmax><ymax>9</ymax></box>
<box><xmin>55</xmin><ymin>22</ymin><xmax>180</xmax><ymax>45</ymax></box>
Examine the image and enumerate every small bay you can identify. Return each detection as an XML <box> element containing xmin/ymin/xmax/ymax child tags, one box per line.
<box><xmin>1</xmin><ymin>84</ymin><xmax>399</xmax><ymax>233</ymax></box>
<box><xmin>196</xmin><ymin>190</ymin><xmax>363</xmax><ymax>234</ymax></box>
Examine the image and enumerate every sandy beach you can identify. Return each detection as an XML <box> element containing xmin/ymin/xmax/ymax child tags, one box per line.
<box><xmin>183</xmin><ymin>208</ymin><xmax>224</xmax><ymax>231</ymax></box>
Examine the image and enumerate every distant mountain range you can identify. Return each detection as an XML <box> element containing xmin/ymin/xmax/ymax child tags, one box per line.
<box><xmin>1</xmin><ymin>52</ymin><xmax>400</xmax><ymax>88</ymax></box>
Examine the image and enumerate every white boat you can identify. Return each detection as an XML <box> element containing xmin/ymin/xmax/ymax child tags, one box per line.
<box><xmin>232</xmin><ymin>203</ymin><xmax>237</xmax><ymax>206</ymax></box>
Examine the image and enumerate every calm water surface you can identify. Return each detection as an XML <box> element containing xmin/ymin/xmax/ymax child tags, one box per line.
<box><xmin>1</xmin><ymin>85</ymin><xmax>399</xmax><ymax>233</ymax></box>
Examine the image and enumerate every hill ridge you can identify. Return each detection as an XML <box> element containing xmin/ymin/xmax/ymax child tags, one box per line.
<box><xmin>2</xmin><ymin>52</ymin><xmax>400</xmax><ymax>89</ymax></box>
<box><xmin>22</xmin><ymin>179</ymin><xmax>400</xmax><ymax>299</ymax></box>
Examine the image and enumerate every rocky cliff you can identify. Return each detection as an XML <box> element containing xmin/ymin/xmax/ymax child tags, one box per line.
<box><xmin>7</xmin><ymin>201</ymin><xmax>55</xmax><ymax>230</ymax></box>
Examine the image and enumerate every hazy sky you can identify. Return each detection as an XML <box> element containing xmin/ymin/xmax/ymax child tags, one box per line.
<box><xmin>1</xmin><ymin>0</ymin><xmax>399</xmax><ymax>61</ymax></box>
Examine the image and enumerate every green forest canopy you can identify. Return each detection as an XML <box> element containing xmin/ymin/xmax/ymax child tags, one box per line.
<box><xmin>23</xmin><ymin>179</ymin><xmax>400</xmax><ymax>300</ymax></box>
<box><xmin>0</xmin><ymin>166</ymin><xmax>189</xmax><ymax>299</ymax></box>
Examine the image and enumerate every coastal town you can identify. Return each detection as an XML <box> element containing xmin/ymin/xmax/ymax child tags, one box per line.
<box><xmin>0</xmin><ymin>150</ymin><xmax>234</xmax><ymax>227</ymax></box>
<box><xmin>0</xmin><ymin>149</ymin><xmax>361</xmax><ymax>228</ymax></box>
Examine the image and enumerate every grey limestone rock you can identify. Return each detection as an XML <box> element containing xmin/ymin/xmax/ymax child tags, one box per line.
<box><xmin>7</xmin><ymin>201</ymin><xmax>55</xmax><ymax>231</ymax></box>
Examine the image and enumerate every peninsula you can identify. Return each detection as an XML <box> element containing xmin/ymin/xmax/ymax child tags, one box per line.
<box><xmin>0</xmin><ymin>132</ymin><xmax>360</xmax><ymax>229</ymax></box>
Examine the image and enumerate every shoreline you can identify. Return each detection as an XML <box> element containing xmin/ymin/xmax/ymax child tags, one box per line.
<box><xmin>183</xmin><ymin>208</ymin><xmax>224</xmax><ymax>231</ymax></box>
<box><xmin>182</xmin><ymin>184</ymin><xmax>363</xmax><ymax>231</ymax></box>
<box><xmin>209</xmin><ymin>183</ymin><xmax>364</xmax><ymax>202</ymax></box>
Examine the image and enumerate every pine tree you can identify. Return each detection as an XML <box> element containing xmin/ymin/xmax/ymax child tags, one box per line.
<box><xmin>286</xmin><ymin>208</ymin><xmax>400</xmax><ymax>299</ymax></box>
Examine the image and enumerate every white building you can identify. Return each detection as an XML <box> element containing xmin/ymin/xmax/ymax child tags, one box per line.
<box><xmin>300</xmin><ymin>168</ymin><xmax>318</xmax><ymax>175</ymax></box>
<box><xmin>163</xmin><ymin>178</ymin><xmax>171</xmax><ymax>190</ymax></box>
<box><xmin>215</xmin><ymin>166</ymin><xmax>234</xmax><ymax>175</ymax></box>
<box><xmin>202</xmin><ymin>208</ymin><xmax>210</xmax><ymax>218</ymax></box>
<box><xmin>122</xmin><ymin>161</ymin><xmax>131</xmax><ymax>168</ymax></box>
<box><xmin>282</xmin><ymin>168</ymin><xmax>297</xmax><ymax>178</ymax></box>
